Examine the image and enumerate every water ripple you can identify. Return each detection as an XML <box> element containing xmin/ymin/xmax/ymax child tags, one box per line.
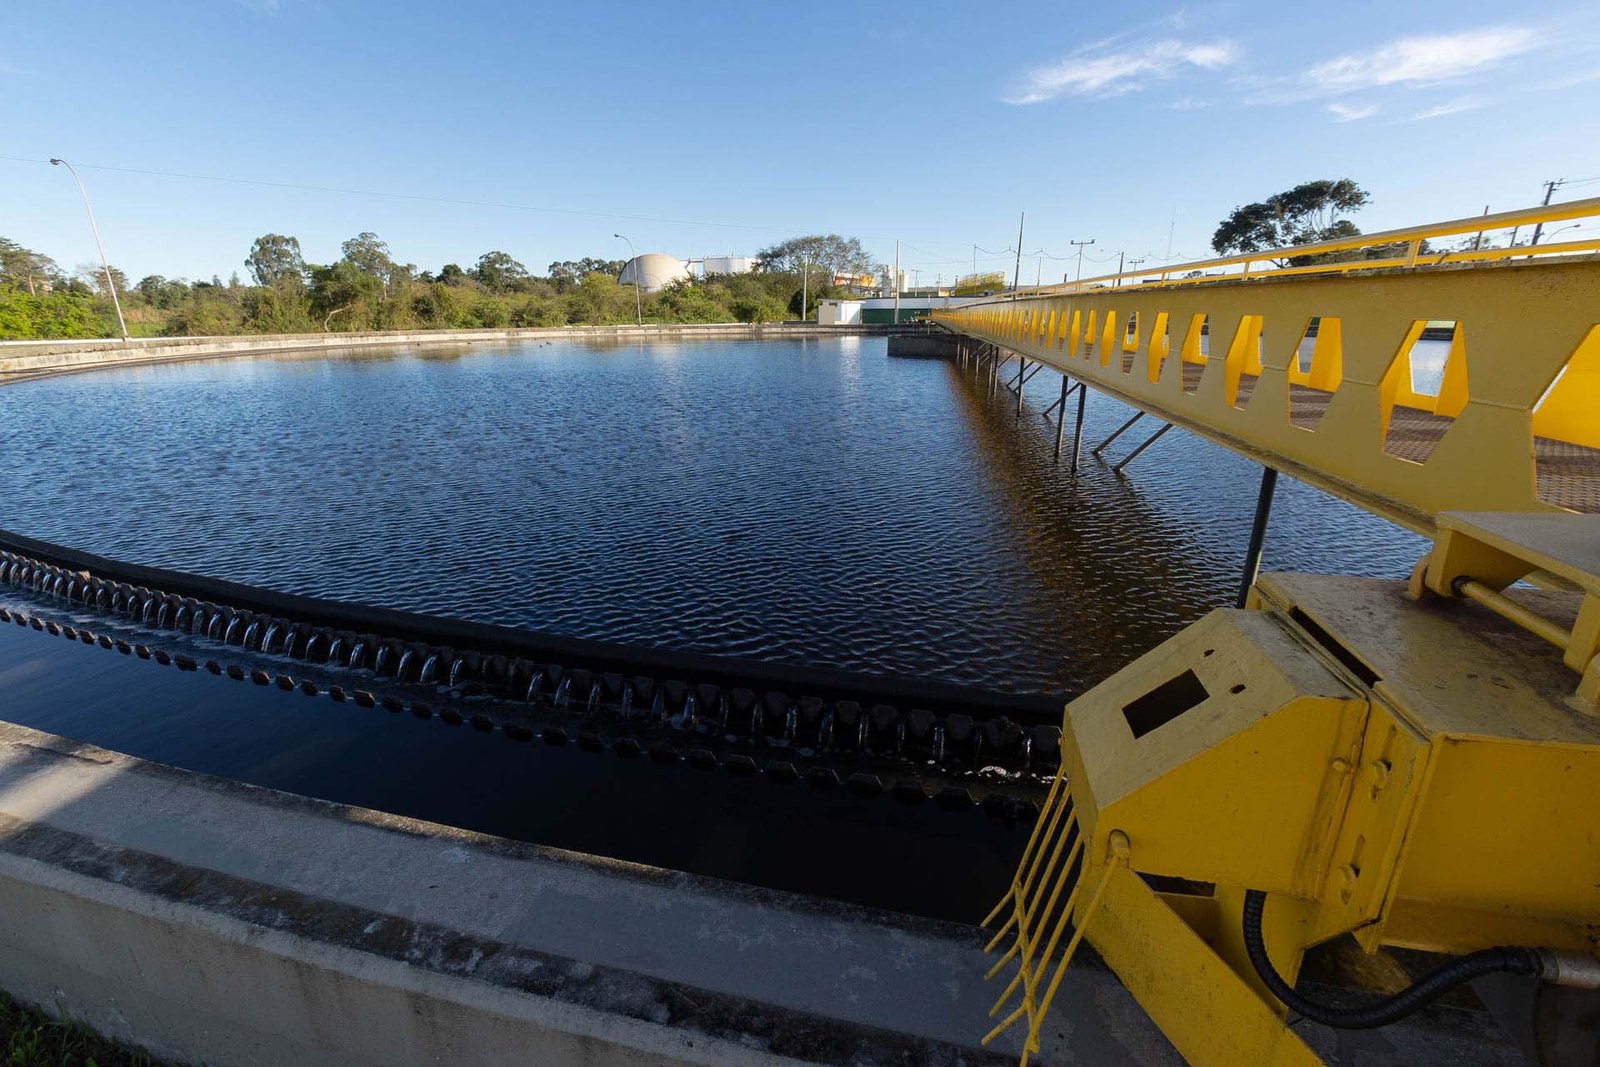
<box><xmin>0</xmin><ymin>336</ymin><xmax>1424</xmax><ymax>695</ymax></box>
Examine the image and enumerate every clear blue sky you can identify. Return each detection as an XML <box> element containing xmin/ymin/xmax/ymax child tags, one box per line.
<box><xmin>4</xmin><ymin>1</ymin><xmax>1597</xmax><ymax>284</ymax></box>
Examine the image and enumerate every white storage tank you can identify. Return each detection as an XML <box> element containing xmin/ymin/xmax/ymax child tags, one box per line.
<box><xmin>618</xmin><ymin>254</ymin><xmax>690</xmax><ymax>293</ymax></box>
<box><xmin>702</xmin><ymin>256</ymin><xmax>755</xmax><ymax>275</ymax></box>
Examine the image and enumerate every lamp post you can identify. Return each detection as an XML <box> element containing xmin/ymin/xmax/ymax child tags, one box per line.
<box><xmin>800</xmin><ymin>256</ymin><xmax>809</xmax><ymax>324</ymax></box>
<box><xmin>50</xmin><ymin>158</ymin><xmax>128</xmax><ymax>341</ymax></box>
<box><xmin>613</xmin><ymin>233</ymin><xmax>642</xmax><ymax>325</ymax></box>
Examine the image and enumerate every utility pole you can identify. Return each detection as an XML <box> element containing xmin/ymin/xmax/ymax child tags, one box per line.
<box><xmin>1122</xmin><ymin>256</ymin><xmax>1148</xmax><ymax>287</ymax></box>
<box><xmin>1472</xmin><ymin>205</ymin><xmax>1489</xmax><ymax>252</ymax></box>
<box><xmin>1071</xmin><ymin>238</ymin><xmax>1096</xmax><ymax>283</ymax></box>
<box><xmin>1115</xmin><ymin>250</ymin><xmax>1125</xmax><ymax>285</ymax></box>
<box><xmin>1011</xmin><ymin>212</ymin><xmax>1025</xmax><ymax>298</ymax></box>
<box><xmin>1530</xmin><ymin>180</ymin><xmax>1566</xmax><ymax>246</ymax></box>
<box><xmin>894</xmin><ymin>239</ymin><xmax>901</xmax><ymax>322</ymax></box>
<box><xmin>50</xmin><ymin>158</ymin><xmax>128</xmax><ymax>341</ymax></box>
<box><xmin>1035</xmin><ymin>255</ymin><xmax>1043</xmax><ymax>287</ymax></box>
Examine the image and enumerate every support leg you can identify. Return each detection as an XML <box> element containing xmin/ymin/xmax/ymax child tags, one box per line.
<box><xmin>1017</xmin><ymin>359</ymin><xmax>1027</xmax><ymax>416</ymax></box>
<box><xmin>1071</xmin><ymin>382</ymin><xmax>1087</xmax><ymax>473</ymax></box>
<box><xmin>1236</xmin><ymin>466</ymin><xmax>1279</xmax><ymax>608</ymax></box>
<box><xmin>1054</xmin><ymin>376</ymin><xmax>1070</xmax><ymax>459</ymax></box>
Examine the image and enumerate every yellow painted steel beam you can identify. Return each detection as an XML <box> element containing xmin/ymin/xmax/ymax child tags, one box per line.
<box><xmin>936</xmin><ymin>259</ymin><xmax>1600</xmax><ymax>532</ymax></box>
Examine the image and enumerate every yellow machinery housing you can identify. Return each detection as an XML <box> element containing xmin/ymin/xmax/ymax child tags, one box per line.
<box><xmin>982</xmin><ymin>512</ymin><xmax>1600</xmax><ymax>1065</ymax></box>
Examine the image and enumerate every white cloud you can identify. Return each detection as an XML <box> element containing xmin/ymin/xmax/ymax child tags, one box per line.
<box><xmin>1541</xmin><ymin>67</ymin><xmax>1600</xmax><ymax>89</ymax></box>
<box><xmin>1005</xmin><ymin>37</ymin><xmax>1240</xmax><ymax>104</ymax></box>
<box><xmin>1327</xmin><ymin>102</ymin><xmax>1377</xmax><ymax>122</ymax></box>
<box><xmin>1408</xmin><ymin>96</ymin><xmax>1484</xmax><ymax>121</ymax></box>
<box><xmin>1308</xmin><ymin>26</ymin><xmax>1539</xmax><ymax>92</ymax></box>
<box><xmin>1162</xmin><ymin>95</ymin><xmax>1211</xmax><ymax>111</ymax></box>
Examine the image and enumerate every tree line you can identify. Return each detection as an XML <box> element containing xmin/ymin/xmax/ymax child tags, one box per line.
<box><xmin>0</xmin><ymin>231</ymin><xmax>877</xmax><ymax>340</ymax></box>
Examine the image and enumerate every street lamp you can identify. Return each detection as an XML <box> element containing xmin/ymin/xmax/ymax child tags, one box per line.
<box><xmin>1544</xmin><ymin>223</ymin><xmax>1583</xmax><ymax>243</ymax></box>
<box><xmin>613</xmin><ymin>233</ymin><xmax>642</xmax><ymax>325</ymax></box>
<box><xmin>800</xmin><ymin>256</ymin><xmax>809</xmax><ymax>324</ymax></box>
<box><xmin>50</xmin><ymin>158</ymin><xmax>128</xmax><ymax>341</ymax></box>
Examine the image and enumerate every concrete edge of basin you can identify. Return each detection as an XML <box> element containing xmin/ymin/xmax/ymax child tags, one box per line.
<box><xmin>0</xmin><ymin>722</ymin><xmax>1027</xmax><ymax>1066</ymax></box>
<box><xmin>0</xmin><ymin>323</ymin><xmax>914</xmax><ymax>383</ymax></box>
<box><xmin>0</xmin><ymin>723</ymin><xmax>984</xmax><ymax>941</ymax></box>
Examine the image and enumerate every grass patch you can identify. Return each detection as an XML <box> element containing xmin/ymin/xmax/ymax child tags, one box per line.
<box><xmin>0</xmin><ymin>990</ymin><xmax>172</xmax><ymax>1066</ymax></box>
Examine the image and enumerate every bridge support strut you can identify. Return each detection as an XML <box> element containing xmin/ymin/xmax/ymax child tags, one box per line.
<box><xmin>1071</xmin><ymin>382</ymin><xmax>1087</xmax><ymax>472</ymax></box>
<box><xmin>1092</xmin><ymin>412</ymin><xmax>1143</xmax><ymax>457</ymax></box>
<box><xmin>1112</xmin><ymin>423</ymin><xmax>1172</xmax><ymax>475</ymax></box>
<box><xmin>1235</xmin><ymin>466</ymin><xmax>1279</xmax><ymax>607</ymax></box>
<box><xmin>1051</xmin><ymin>377</ymin><xmax>1083</xmax><ymax>458</ymax></box>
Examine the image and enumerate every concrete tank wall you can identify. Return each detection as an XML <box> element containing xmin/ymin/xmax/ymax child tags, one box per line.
<box><xmin>0</xmin><ymin>722</ymin><xmax>1180</xmax><ymax>1065</ymax></box>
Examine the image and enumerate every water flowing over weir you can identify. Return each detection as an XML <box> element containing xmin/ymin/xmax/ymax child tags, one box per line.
<box><xmin>0</xmin><ymin>524</ymin><xmax>1062</xmax><ymax>921</ymax></box>
<box><xmin>0</xmin><ymin>536</ymin><xmax>1059</xmax><ymax>789</ymax></box>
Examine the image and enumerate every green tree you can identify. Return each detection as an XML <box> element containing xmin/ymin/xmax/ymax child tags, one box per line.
<box><xmin>509</xmin><ymin>293</ymin><xmax>566</xmax><ymax>327</ymax></box>
<box><xmin>565</xmin><ymin>271</ymin><xmax>636</xmax><ymax>323</ymax></box>
<box><xmin>338</xmin><ymin>231</ymin><xmax>416</xmax><ymax>291</ymax></box>
<box><xmin>309</xmin><ymin>260</ymin><xmax>384</xmax><ymax>330</ymax></box>
<box><xmin>548</xmin><ymin>258</ymin><xmax>627</xmax><ymax>290</ymax></box>
<box><xmin>135</xmin><ymin>275</ymin><xmax>191</xmax><ymax>310</ymax></box>
<box><xmin>0</xmin><ymin>289</ymin><xmax>107</xmax><ymax>339</ymax></box>
<box><xmin>473</xmin><ymin>251</ymin><xmax>529</xmax><ymax>293</ymax></box>
<box><xmin>0</xmin><ymin>238</ymin><xmax>62</xmax><ymax>296</ymax></box>
<box><xmin>241</xmin><ymin>285</ymin><xmax>314</xmax><ymax>333</ymax></box>
<box><xmin>245</xmin><ymin>234</ymin><xmax>307</xmax><ymax>288</ymax></box>
<box><xmin>755</xmin><ymin>234</ymin><xmax>876</xmax><ymax>276</ymax></box>
<box><xmin>165</xmin><ymin>288</ymin><xmax>244</xmax><ymax>336</ymax></box>
<box><xmin>654</xmin><ymin>278</ymin><xmax>732</xmax><ymax>323</ymax></box>
<box><xmin>437</xmin><ymin>263</ymin><xmax>470</xmax><ymax>287</ymax></box>
<box><xmin>75</xmin><ymin>262</ymin><xmax>128</xmax><ymax>298</ymax></box>
<box><xmin>1211</xmin><ymin>180</ymin><xmax>1371</xmax><ymax>261</ymax></box>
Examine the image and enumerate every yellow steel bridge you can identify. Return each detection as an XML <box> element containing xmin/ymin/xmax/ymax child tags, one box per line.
<box><xmin>935</xmin><ymin>199</ymin><xmax>1600</xmax><ymax>1066</ymax></box>
<box><xmin>935</xmin><ymin>197</ymin><xmax>1600</xmax><ymax>531</ymax></box>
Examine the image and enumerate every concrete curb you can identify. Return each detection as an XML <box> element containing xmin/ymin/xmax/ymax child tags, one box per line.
<box><xmin>0</xmin><ymin>722</ymin><xmax>1170</xmax><ymax>1066</ymax></box>
<box><xmin>0</xmin><ymin>323</ymin><xmax>894</xmax><ymax>382</ymax></box>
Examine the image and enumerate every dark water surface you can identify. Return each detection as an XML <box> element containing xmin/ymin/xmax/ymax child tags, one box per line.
<box><xmin>0</xmin><ymin>335</ymin><xmax>1429</xmax><ymax>920</ymax></box>
<box><xmin>0</xmin><ymin>335</ymin><xmax>1425</xmax><ymax>696</ymax></box>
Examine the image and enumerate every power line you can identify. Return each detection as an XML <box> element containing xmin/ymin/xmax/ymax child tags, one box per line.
<box><xmin>0</xmin><ymin>153</ymin><xmax>812</xmax><ymax>235</ymax></box>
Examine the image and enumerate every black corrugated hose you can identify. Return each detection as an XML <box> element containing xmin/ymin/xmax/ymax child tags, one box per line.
<box><xmin>1242</xmin><ymin>889</ymin><xmax>1543</xmax><ymax>1029</ymax></box>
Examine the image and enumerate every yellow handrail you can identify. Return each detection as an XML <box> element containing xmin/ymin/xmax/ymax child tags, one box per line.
<box><xmin>1009</xmin><ymin>197</ymin><xmax>1600</xmax><ymax>296</ymax></box>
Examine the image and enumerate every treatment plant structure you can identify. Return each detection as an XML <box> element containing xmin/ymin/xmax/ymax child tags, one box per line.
<box><xmin>0</xmin><ymin>196</ymin><xmax>1595</xmax><ymax>1065</ymax></box>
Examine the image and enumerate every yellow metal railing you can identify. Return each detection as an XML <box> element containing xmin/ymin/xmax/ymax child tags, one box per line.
<box><xmin>979</xmin><ymin>772</ymin><xmax>1128</xmax><ymax>1064</ymax></box>
<box><xmin>935</xmin><ymin>199</ymin><xmax>1600</xmax><ymax>532</ymax></box>
<box><xmin>1022</xmin><ymin>196</ymin><xmax>1600</xmax><ymax>295</ymax></box>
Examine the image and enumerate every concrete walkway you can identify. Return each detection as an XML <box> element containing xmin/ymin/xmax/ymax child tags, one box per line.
<box><xmin>0</xmin><ymin>722</ymin><xmax>1173</xmax><ymax>1065</ymax></box>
